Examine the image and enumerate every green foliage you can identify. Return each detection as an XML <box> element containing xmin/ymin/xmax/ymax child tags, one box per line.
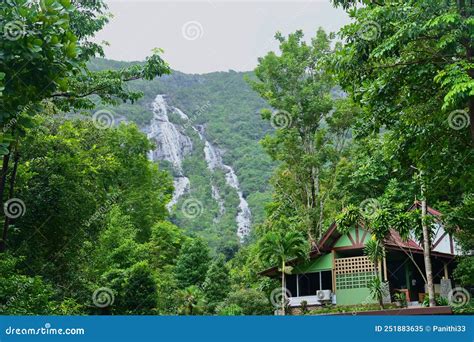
<box><xmin>148</xmin><ymin>221</ymin><xmax>187</xmax><ymax>269</ymax></box>
<box><xmin>300</xmin><ymin>300</ymin><xmax>309</xmax><ymax>315</ymax></box>
<box><xmin>422</xmin><ymin>294</ymin><xmax>448</xmax><ymax>307</ymax></box>
<box><xmin>217</xmin><ymin>288</ymin><xmax>272</xmax><ymax>315</ymax></box>
<box><xmin>89</xmin><ymin>61</ymin><xmax>276</xmax><ymax>249</ymax></box>
<box><xmin>0</xmin><ymin>254</ymin><xmax>56</xmax><ymax>315</ymax></box>
<box><xmin>453</xmin><ymin>256</ymin><xmax>474</xmax><ymax>286</ymax></box>
<box><xmin>202</xmin><ymin>255</ymin><xmax>231</xmax><ymax>313</ymax></box>
<box><xmin>452</xmin><ymin>299</ymin><xmax>474</xmax><ymax>315</ymax></box>
<box><xmin>120</xmin><ymin>261</ymin><xmax>158</xmax><ymax>315</ymax></box>
<box><xmin>216</xmin><ymin>303</ymin><xmax>244</xmax><ymax>316</ymax></box>
<box><xmin>393</xmin><ymin>292</ymin><xmax>407</xmax><ymax>308</ymax></box>
<box><xmin>335</xmin><ymin>205</ymin><xmax>361</xmax><ymax>235</ymax></box>
<box><xmin>174</xmin><ymin>238</ymin><xmax>211</xmax><ymax>289</ymax></box>
<box><xmin>364</xmin><ymin>239</ymin><xmax>384</xmax><ymax>265</ymax></box>
<box><xmin>258</xmin><ymin>231</ymin><xmax>308</xmax><ymax>269</ymax></box>
<box><xmin>176</xmin><ymin>286</ymin><xmax>206</xmax><ymax>315</ymax></box>
<box><xmin>368</xmin><ymin>276</ymin><xmax>385</xmax><ymax>309</ymax></box>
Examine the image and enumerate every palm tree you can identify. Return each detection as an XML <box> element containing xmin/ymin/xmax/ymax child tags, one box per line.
<box><xmin>258</xmin><ymin>230</ymin><xmax>308</xmax><ymax>314</ymax></box>
<box><xmin>177</xmin><ymin>286</ymin><xmax>206</xmax><ymax>315</ymax></box>
<box><xmin>364</xmin><ymin>238</ymin><xmax>386</xmax><ymax>309</ymax></box>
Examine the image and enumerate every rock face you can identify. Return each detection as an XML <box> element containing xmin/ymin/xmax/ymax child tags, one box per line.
<box><xmin>146</xmin><ymin>94</ymin><xmax>251</xmax><ymax>239</ymax></box>
<box><xmin>147</xmin><ymin>95</ymin><xmax>193</xmax><ymax>173</ymax></box>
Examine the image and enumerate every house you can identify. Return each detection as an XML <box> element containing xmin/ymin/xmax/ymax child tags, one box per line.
<box><xmin>260</xmin><ymin>203</ymin><xmax>460</xmax><ymax>308</ymax></box>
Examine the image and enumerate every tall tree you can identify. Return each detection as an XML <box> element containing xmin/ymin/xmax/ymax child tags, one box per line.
<box><xmin>249</xmin><ymin>29</ymin><xmax>353</xmax><ymax>243</ymax></box>
<box><xmin>202</xmin><ymin>255</ymin><xmax>231</xmax><ymax>313</ymax></box>
<box><xmin>174</xmin><ymin>238</ymin><xmax>211</xmax><ymax>289</ymax></box>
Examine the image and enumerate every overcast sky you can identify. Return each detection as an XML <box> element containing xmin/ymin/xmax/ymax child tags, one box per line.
<box><xmin>95</xmin><ymin>0</ymin><xmax>350</xmax><ymax>74</ymax></box>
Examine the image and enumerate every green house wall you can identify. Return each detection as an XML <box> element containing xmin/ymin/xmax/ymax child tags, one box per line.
<box><xmin>336</xmin><ymin>288</ymin><xmax>376</xmax><ymax>306</ymax></box>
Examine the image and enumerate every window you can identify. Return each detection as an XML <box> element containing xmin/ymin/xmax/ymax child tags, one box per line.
<box><xmin>321</xmin><ymin>271</ymin><xmax>332</xmax><ymax>290</ymax></box>
<box><xmin>298</xmin><ymin>273</ymin><xmax>320</xmax><ymax>296</ymax></box>
<box><xmin>285</xmin><ymin>274</ymin><xmax>297</xmax><ymax>297</ymax></box>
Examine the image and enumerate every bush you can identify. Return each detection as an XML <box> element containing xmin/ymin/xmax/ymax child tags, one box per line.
<box><xmin>217</xmin><ymin>288</ymin><xmax>271</xmax><ymax>315</ymax></box>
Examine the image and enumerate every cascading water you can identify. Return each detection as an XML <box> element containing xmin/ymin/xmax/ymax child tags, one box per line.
<box><xmin>147</xmin><ymin>95</ymin><xmax>251</xmax><ymax>238</ymax></box>
<box><xmin>194</xmin><ymin>125</ymin><xmax>251</xmax><ymax>239</ymax></box>
<box><xmin>147</xmin><ymin>95</ymin><xmax>192</xmax><ymax>208</ymax></box>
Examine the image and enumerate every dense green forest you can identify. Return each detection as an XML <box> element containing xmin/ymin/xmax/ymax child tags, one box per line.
<box><xmin>0</xmin><ymin>0</ymin><xmax>472</xmax><ymax>315</ymax></box>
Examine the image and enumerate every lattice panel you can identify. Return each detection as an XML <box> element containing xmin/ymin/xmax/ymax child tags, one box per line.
<box><xmin>334</xmin><ymin>256</ymin><xmax>375</xmax><ymax>275</ymax></box>
<box><xmin>336</xmin><ymin>272</ymin><xmax>376</xmax><ymax>289</ymax></box>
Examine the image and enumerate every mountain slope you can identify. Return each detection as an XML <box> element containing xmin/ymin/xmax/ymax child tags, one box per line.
<box><xmin>89</xmin><ymin>59</ymin><xmax>275</xmax><ymax>256</ymax></box>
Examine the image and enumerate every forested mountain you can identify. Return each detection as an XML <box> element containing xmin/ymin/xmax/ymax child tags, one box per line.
<box><xmin>89</xmin><ymin>59</ymin><xmax>276</xmax><ymax>255</ymax></box>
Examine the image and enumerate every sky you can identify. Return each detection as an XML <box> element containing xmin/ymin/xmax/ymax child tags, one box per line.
<box><xmin>95</xmin><ymin>0</ymin><xmax>350</xmax><ymax>74</ymax></box>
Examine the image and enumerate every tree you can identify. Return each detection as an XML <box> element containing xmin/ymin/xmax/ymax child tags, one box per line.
<box><xmin>174</xmin><ymin>238</ymin><xmax>211</xmax><ymax>289</ymax></box>
<box><xmin>258</xmin><ymin>230</ymin><xmax>308</xmax><ymax>314</ymax></box>
<box><xmin>202</xmin><ymin>255</ymin><xmax>231</xmax><ymax>313</ymax></box>
<box><xmin>249</xmin><ymin>29</ymin><xmax>354</xmax><ymax>243</ymax></box>
<box><xmin>0</xmin><ymin>0</ymin><xmax>170</xmax><ymax>251</ymax></box>
<box><xmin>120</xmin><ymin>261</ymin><xmax>157</xmax><ymax>315</ymax></box>
<box><xmin>217</xmin><ymin>288</ymin><xmax>272</xmax><ymax>315</ymax></box>
<box><xmin>332</xmin><ymin>0</ymin><xmax>473</xmax><ymax>141</ymax></box>
<box><xmin>176</xmin><ymin>285</ymin><xmax>206</xmax><ymax>315</ymax></box>
<box><xmin>148</xmin><ymin>221</ymin><xmax>187</xmax><ymax>269</ymax></box>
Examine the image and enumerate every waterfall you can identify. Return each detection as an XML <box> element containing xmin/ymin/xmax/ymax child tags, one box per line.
<box><xmin>147</xmin><ymin>95</ymin><xmax>192</xmax><ymax>208</ymax></box>
<box><xmin>194</xmin><ymin>125</ymin><xmax>251</xmax><ymax>239</ymax></box>
<box><xmin>147</xmin><ymin>95</ymin><xmax>251</xmax><ymax>238</ymax></box>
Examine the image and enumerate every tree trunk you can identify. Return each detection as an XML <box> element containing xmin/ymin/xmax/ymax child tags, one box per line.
<box><xmin>0</xmin><ymin>150</ymin><xmax>11</xmax><ymax>252</ymax></box>
<box><xmin>281</xmin><ymin>261</ymin><xmax>286</xmax><ymax>315</ymax></box>
<box><xmin>421</xmin><ymin>197</ymin><xmax>436</xmax><ymax>307</ymax></box>
<box><xmin>1</xmin><ymin>147</ymin><xmax>20</xmax><ymax>252</ymax></box>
